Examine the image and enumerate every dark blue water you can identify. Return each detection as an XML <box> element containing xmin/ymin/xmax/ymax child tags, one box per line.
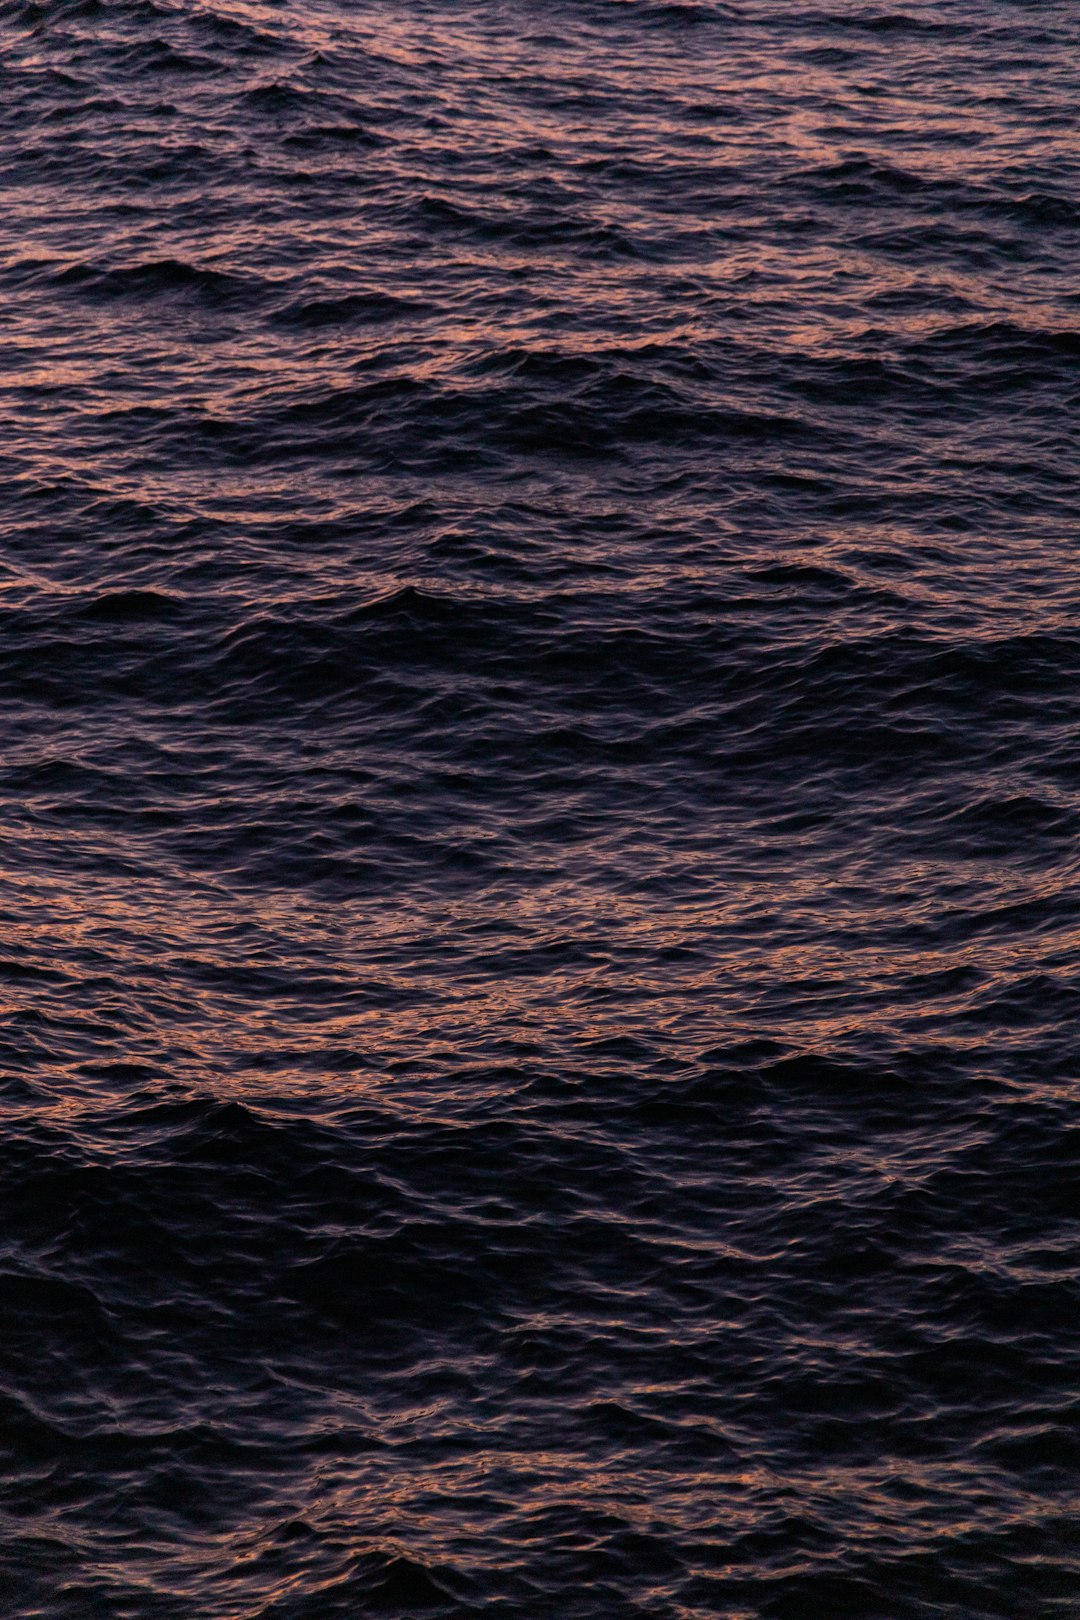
<box><xmin>1</xmin><ymin>1</ymin><xmax>1078</xmax><ymax>1614</ymax></box>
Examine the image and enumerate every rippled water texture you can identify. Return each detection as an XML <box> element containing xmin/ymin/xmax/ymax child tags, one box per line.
<box><xmin>2</xmin><ymin>0</ymin><xmax>1079</xmax><ymax>1614</ymax></box>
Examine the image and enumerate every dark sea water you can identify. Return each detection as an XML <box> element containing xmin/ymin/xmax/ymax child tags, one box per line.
<box><xmin>2</xmin><ymin>0</ymin><xmax>1079</xmax><ymax>1614</ymax></box>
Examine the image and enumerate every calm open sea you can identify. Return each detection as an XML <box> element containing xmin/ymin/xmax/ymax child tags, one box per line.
<box><xmin>1</xmin><ymin>1</ymin><xmax>1078</xmax><ymax>1614</ymax></box>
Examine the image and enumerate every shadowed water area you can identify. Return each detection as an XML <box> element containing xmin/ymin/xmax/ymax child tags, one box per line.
<box><xmin>1</xmin><ymin>0</ymin><xmax>1079</xmax><ymax>1614</ymax></box>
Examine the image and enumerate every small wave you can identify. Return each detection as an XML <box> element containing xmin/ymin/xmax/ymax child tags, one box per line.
<box><xmin>51</xmin><ymin>257</ymin><xmax>258</xmax><ymax>305</ymax></box>
<box><xmin>270</xmin><ymin>290</ymin><xmax>421</xmax><ymax>328</ymax></box>
<box><xmin>829</xmin><ymin>10</ymin><xmax>966</xmax><ymax>36</ymax></box>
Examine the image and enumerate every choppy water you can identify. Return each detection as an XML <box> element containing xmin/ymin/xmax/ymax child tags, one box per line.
<box><xmin>2</xmin><ymin>0</ymin><xmax>1079</xmax><ymax>1614</ymax></box>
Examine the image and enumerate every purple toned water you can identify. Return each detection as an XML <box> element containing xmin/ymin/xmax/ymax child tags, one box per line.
<box><xmin>1</xmin><ymin>2</ymin><xmax>1078</xmax><ymax>1614</ymax></box>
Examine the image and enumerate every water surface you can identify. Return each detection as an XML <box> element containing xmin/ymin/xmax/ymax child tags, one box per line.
<box><xmin>1</xmin><ymin>1</ymin><xmax>1078</xmax><ymax>1614</ymax></box>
